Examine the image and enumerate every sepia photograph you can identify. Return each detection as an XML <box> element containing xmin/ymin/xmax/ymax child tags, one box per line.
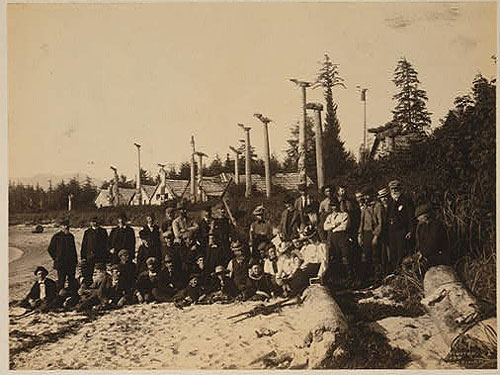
<box><xmin>5</xmin><ymin>1</ymin><xmax>498</xmax><ymax>372</ymax></box>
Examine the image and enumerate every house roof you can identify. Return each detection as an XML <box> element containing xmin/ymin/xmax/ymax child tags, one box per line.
<box><xmin>141</xmin><ymin>184</ymin><xmax>157</xmax><ymax>200</ymax></box>
<box><xmin>222</xmin><ymin>172</ymin><xmax>313</xmax><ymax>192</ymax></box>
<box><xmin>198</xmin><ymin>176</ymin><xmax>229</xmax><ymax>197</ymax></box>
<box><xmin>165</xmin><ymin>179</ymin><xmax>189</xmax><ymax>197</ymax></box>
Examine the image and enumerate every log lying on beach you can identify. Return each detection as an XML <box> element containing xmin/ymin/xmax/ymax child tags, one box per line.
<box><xmin>422</xmin><ymin>265</ymin><xmax>497</xmax><ymax>356</ymax></box>
<box><xmin>296</xmin><ymin>285</ymin><xmax>349</xmax><ymax>369</ymax></box>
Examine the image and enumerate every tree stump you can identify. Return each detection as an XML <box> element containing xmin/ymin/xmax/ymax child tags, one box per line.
<box><xmin>423</xmin><ymin>265</ymin><xmax>496</xmax><ymax>357</ymax></box>
<box><xmin>299</xmin><ymin>285</ymin><xmax>349</xmax><ymax>368</ymax></box>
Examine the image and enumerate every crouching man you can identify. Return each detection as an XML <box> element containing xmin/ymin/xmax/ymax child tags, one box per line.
<box><xmin>19</xmin><ymin>266</ymin><xmax>57</xmax><ymax>312</ymax></box>
<box><xmin>97</xmin><ymin>264</ymin><xmax>129</xmax><ymax>309</ymax></box>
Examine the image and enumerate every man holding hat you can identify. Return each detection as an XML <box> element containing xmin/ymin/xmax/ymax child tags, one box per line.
<box><xmin>48</xmin><ymin>218</ymin><xmax>78</xmax><ymax>292</ymax></box>
<box><xmin>386</xmin><ymin>180</ymin><xmax>415</xmax><ymax>270</ymax></box>
<box><xmin>415</xmin><ymin>203</ymin><xmax>450</xmax><ymax>267</ymax></box>
<box><xmin>109</xmin><ymin>212</ymin><xmax>136</xmax><ymax>264</ymax></box>
<box><xmin>19</xmin><ymin>266</ymin><xmax>57</xmax><ymax>312</ymax></box>
<box><xmin>81</xmin><ymin>216</ymin><xmax>109</xmax><ymax>288</ymax></box>
<box><xmin>249</xmin><ymin>205</ymin><xmax>273</xmax><ymax>258</ymax></box>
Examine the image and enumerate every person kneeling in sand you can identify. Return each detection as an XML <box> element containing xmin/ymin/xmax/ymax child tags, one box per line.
<box><xmin>19</xmin><ymin>266</ymin><xmax>57</xmax><ymax>312</ymax></box>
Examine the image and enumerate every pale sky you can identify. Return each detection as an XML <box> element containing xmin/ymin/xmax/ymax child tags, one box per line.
<box><xmin>8</xmin><ymin>2</ymin><xmax>497</xmax><ymax>182</ymax></box>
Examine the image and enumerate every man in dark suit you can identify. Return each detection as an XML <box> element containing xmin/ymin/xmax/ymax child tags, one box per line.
<box><xmin>294</xmin><ymin>184</ymin><xmax>315</xmax><ymax>229</ymax></box>
<box><xmin>81</xmin><ymin>217</ymin><xmax>109</xmax><ymax>288</ymax></box>
<box><xmin>48</xmin><ymin>218</ymin><xmax>78</xmax><ymax>292</ymax></box>
<box><xmin>386</xmin><ymin>180</ymin><xmax>415</xmax><ymax>270</ymax></box>
<box><xmin>279</xmin><ymin>195</ymin><xmax>300</xmax><ymax>241</ymax></box>
<box><xmin>19</xmin><ymin>266</ymin><xmax>57</xmax><ymax>312</ymax></box>
<box><xmin>109</xmin><ymin>212</ymin><xmax>136</xmax><ymax>264</ymax></box>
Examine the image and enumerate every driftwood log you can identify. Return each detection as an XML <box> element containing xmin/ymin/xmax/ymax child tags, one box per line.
<box><xmin>423</xmin><ymin>265</ymin><xmax>497</xmax><ymax>356</ymax></box>
<box><xmin>296</xmin><ymin>285</ymin><xmax>349</xmax><ymax>368</ymax></box>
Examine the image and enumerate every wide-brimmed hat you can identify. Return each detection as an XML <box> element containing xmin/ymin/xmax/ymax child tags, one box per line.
<box><xmin>34</xmin><ymin>266</ymin><xmax>49</xmax><ymax>277</ymax></box>
<box><xmin>253</xmin><ymin>205</ymin><xmax>265</xmax><ymax>216</ymax></box>
<box><xmin>300</xmin><ymin>225</ymin><xmax>316</xmax><ymax>239</ymax></box>
<box><xmin>415</xmin><ymin>203</ymin><xmax>431</xmax><ymax>218</ymax></box>
<box><xmin>388</xmin><ymin>180</ymin><xmax>401</xmax><ymax>189</ymax></box>
<box><xmin>213</xmin><ymin>265</ymin><xmax>229</xmax><ymax>275</ymax></box>
<box><xmin>231</xmin><ymin>240</ymin><xmax>244</xmax><ymax>252</ymax></box>
<box><xmin>377</xmin><ymin>187</ymin><xmax>390</xmax><ymax>198</ymax></box>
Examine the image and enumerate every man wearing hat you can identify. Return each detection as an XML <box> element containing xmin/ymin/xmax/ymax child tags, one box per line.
<box><xmin>299</xmin><ymin>225</ymin><xmax>329</xmax><ymax>282</ymax></box>
<box><xmin>243</xmin><ymin>258</ymin><xmax>275</xmax><ymax>301</ymax></box>
<box><xmin>98</xmin><ymin>264</ymin><xmax>128</xmax><ymax>308</ymax></box>
<box><xmin>279</xmin><ymin>195</ymin><xmax>300</xmax><ymax>241</ymax></box>
<box><xmin>249</xmin><ymin>205</ymin><xmax>273</xmax><ymax>259</ymax></box>
<box><xmin>415</xmin><ymin>203</ymin><xmax>450</xmax><ymax>267</ymax></box>
<box><xmin>117</xmin><ymin>249</ymin><xmax>137</xmax><ymax>299</ymax></box>
<box><xmin>135</xmin><ymin>257</ymin><xmax>162</xmax><ymax>303</ymax></box>
<box><xmin>172</xmin><ymin>201</ymin><xmax>199</xmax><ymax>244</ymax></box>
<box><xmin>357</xmin><ymin>188</ymin><xmax>381</xmax><ymax>283</ymax></box>
<box><xmin>19</xmin><ymin>266</ymin><xmax>57</xmax><ymax>312</ymax></box>
<box><xmin>81</xmin><ymin>217</ymin><xmax>110</xmax><ymax>288</ymax></box>
<box><xmin>386</xmin><ymin>180</ymin><xmax>415</xmax><ymax>270</ymax></box>
<box><xmin>373</xmin><ymin>187</ymin><xmax>390</xmax><ymax>275</ymax></box>
<box><xmin>48</xmin><ymin>218</ymin><xmax>78</xmax><ymax>292</ymax></box>
<box><xmin>294</xmin><ymin>183</ymin><xmax>316</xmax><ymax>229</ymax></box>
<box><xmin>75</xmin><ymin>262</ymin><xmax>107</xmax><ymax>311</ymax></box>
<box><xmin>210</xmin><ymin>265</ymin><xmax>238</xmax><ymax>299</ymax></box>
<box><xmin>109</xmin><ymin>213</ymin><xmax>136</xmax><ymax>264</ymax></box>
<box><xmin>227</xmin><ymin>240</ymin><xmax>249</xmax><ymax>293</ymax></box>
<box><xmin>157</xmin><ymin>253</ymin><xmax>186</xmax><ymax>299</ymax></box>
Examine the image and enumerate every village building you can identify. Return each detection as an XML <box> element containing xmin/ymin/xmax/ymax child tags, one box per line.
<box><xmin>368</xmin><ymin>122</ymin><xmax>425</xmax><ymax>160</ymax></box>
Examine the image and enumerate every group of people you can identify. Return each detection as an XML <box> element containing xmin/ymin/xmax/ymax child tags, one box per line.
<box><xmin>20</xmin><ymin>179</ymin><xmax>450</xmax><ymax>313</ymax></box>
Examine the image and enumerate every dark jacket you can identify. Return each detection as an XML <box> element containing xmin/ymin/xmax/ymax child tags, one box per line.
<box><xmin>243</xmin><ymin>274</ymin><xmax>274</xmax><ymax>300</ymax></box>
<box><xmin>416</xmin><ymin>218</ymin><xmax>450</xmax><ymax>266</ymax></box>
<box><xmin>81</xmin><ymin>226</ymin><xmax>110</xmax><ymax>263</ymax></box>
<box><xmin>158</xmin><ymin>266</ymin><xmax>186</xmax><ymax>292</ymax></box>
<box><xmin>25</xmin><ymin>278</ymin><xmax>57</xmax><ymax>301</ymax></box>
<box><xmin>136</xmin><ymin>270</ymin><xmax>162</xmax><ymax>295</ymax></box>
<box><xmin>212</xmin><ymin>275</ymin><xmax>238</xmax><ymax>297</ymax></box>
<box><xmin>210</xmin><ymin>217</ymin><xmax>233</xmax><ymax>250</ymax></box>
<box><xmin>48</xmin><ymin>231</ymin><xmax>78</xmax><ymax>271</ymax></box>
<box><xmin>109</xmin><ymin>225</ymin><xmax>136</xmax><ymax>262</ymax></box>
<box><xmin>98</xmin><ymin>275</ymin><xmax>127</xmax><ymax>305</ymax></box>
<box><xmin>205</xmin><ymin>244</ymin><xmax>231</xmax><ymax>274</ymax></box>
<box><xmin>230</xmin><ymin>258</ymin><xmax>248</xmax><ymax>292</ymax></box>
<box><xmin>387</xmin><ymin>195</ymin><xmax>415</xmax><ymax>236</ymax></box>
<box><xmin>118</xmin><ymin>261</ymin><xmax>137</xmax><ymax>295</ymax></box>
<box><xmin>136</xmin><ymin>245</ymin><xmax>162</xmax><ymax>274</ymax></box>
<box><xmin>142</xmin><ymin>224</ymin><xmax>162</xmax><ymax>249</ymax></box>
<box><xmin>279</xmin><ymin>208</ymin><xmax>300</xmax><ymax>241</ymax></box>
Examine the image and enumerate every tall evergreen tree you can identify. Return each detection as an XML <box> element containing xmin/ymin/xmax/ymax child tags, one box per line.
<box><xmin>314</xmin><ymin>53</ymin><xmax>355</xmax><ymax>180</ymax></box>
<box><xmin>392</xmin><ymin>58</ymin><xmax>432</xmax><ymax>135</ymax></box>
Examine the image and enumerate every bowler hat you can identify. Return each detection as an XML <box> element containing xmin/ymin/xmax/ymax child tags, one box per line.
<box><xmin>415</xmin><ymin>203</ymin><xmax>431</xmax><ymax>218</ymax></box>
<box><xmin>34</xmin><ymin>266</ymin><xmax>49</xmax><ymax>277</ymax></box>
<box><xmin>388</xmin><ymin>180</ymin><xmax>401</xmax><ymax>189</ymax></box>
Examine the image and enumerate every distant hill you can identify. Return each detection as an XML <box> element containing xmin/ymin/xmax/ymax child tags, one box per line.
<box><xmin>9</xmin><ymin>173</ymin><xmax>104</xmax><ymax>190</ymax></box>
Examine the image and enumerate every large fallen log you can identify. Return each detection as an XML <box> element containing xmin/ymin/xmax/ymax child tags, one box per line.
<box><xmin>422</xmin><ymin>265</ymin><xmax>497</xmax><ymax>362</ymax></box>
<box><xmin>296</xmin><ymin>285</ymin><xmax>349</xmax><ymax>368</ymax></box>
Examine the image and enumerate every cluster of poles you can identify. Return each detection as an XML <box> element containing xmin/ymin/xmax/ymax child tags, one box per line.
<box><xmin>103</xmin><ymin>77</ymin><xmax>369</xmax><ymax>206</ymax></box>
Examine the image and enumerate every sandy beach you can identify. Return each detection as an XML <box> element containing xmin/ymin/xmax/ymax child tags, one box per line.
<box><xmin>8</xmin><ymin>224</ymin><xmax>461</xmax><ymax>370</ymax></box>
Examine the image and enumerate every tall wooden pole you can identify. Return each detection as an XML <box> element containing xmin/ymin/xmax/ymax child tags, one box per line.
<box><xmin>238</xmin><ymin>124</ymin><xmax>252</xmax><ymax>198</ymax></box>
<box><xmin>110</xmin><ymin>166</ymin><xmax>119</xmax><ymax>206</ymax></box>
<box><xmin>195</xmin><ymin>151</ymin><xmax>207</xmax><ymax>202</ymax></box>
<box><xmin>306</xmin><ymin>103</ymin><xmax>325</xmax><ymax>190</ymax></box>
<box><xmin>290</xmin><ymin>79</ymin><xmax>311</xmax><ymax>186</ymax></box>
<box><xmin>229</xmin><ymin>146</ymin><xmax>240</xmax><ymax>184</ymax></box>
<box><xmin>190</xmin><ymin>136</ymin><xmax>196</xmax><ymax>202</ymax></box>
<box><xmin>134</xmin><ymin>143</ymin><xmax>142</xmax><ymax>205</ymax></box>
<box><xmin>254</xmin><ymin>113</ymin><xmax>272</xmax><ymax>198</ymax></box>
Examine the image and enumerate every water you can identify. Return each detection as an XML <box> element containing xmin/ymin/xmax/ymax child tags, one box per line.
<box><xmin>9</xmin><ymin>247</ymin><xmax>23</xmax><ymax>263</ymax></box>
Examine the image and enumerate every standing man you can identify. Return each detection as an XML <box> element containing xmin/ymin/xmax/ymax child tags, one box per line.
<box><xmin>109</xmin><ymin>212</ymin><xmax>136</xmax><ymax>264</ymax></box>
<box><xmin>358</xmin><ymin>189</ymin><xmax>380</xmax><ymax>283</ymax></box>
<box><xmin>172</xmin><ymin>201</ymin><xmax>199</xmax><ymax>244</ymax></box>
<box><xmin>374</xmin><ymin>187</ymin><xmax>390</xmax><ymax>275</ymax></box>
<box><xmin>279</xmin><ymin>195</ymin><xmax>300</xmax><ymax>241</ymax></box>
<box><xmin>143</xmin><ymin>213</ymin><xmax>162</xmax><ymax>251</ymax></box>
<box><xmin>386</xmin><ymin>180</ymin><xmax>415</xmax><ymax>270</ymax></box>
<box><xmin>81</xmin><ymin>216</ymin><xmax>109</xmax><ymax>288</ymax></box>
<box><xmin>249</xmin><ymin>205</ymin><xmax>273</xmax><ymax>258</ymax></box>
<box><xmin>47</xmin><ymin>218</ymin><xmax>78</xmax><ymax>292</ymax></box>
<box><xmin>210</xmin><ymin>203</ymin><xmax>233</xmax><ymax>253</ymax></box>
<box><xmin>294</xmin><ymin>183</ymin><xmax>314</xmax><ymax>228</ymax></box>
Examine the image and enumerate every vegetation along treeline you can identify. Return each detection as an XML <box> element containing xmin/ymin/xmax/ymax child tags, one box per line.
<box><xmin>9</xmin><ymin>56</ymin><xmax>496</xmax><ymax>303</ymax></box>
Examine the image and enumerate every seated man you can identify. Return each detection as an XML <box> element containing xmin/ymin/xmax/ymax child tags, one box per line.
<box><xmin>19</xmin><ymin>266</ymin><xmax>57</xmax><ymax>312</ymax></box>
<box><xmin>52</xmin><ymin>278</ymin><xmax>81</xmax><ymax>310</ymax></box>
<box><xmin>97</xmin><ymin>264</ymin><xmax>129</xmax><ymax>309</ymax></box>
<box><xmin>173</xmin><ymin>275</ymin><xmax>202</xmax><ymax>308</ymax></box>
<box><xmin>210</xmin><ymin>265</ymin><xmax>238</xmax><ymax>299</ymax></box>
<box><xmin>243</xmin><ymin>259</ymin><xmax>275</xmax><ymax>301</ymax></box>
<box><xmin>135</xmin><ymin>257</ymin><xmax>161</xmax><ymax>303</ymax></box>
<box><xmin>299</xmin><ymin>225</ymin><xmax>329</xmax><ymax>283</ymax></box>
<box><xmin>227</xmin><ymin>240</ymin><xmax>249</xmax><ymax>293</ymax></box>
<box><xmin>117</xmin><ymin>249</ymin><xmax>137</xmax><ymax>300</ymax></box>
<box><xmin>191</xmin><ymin>254</ymin><xmax>213</xmax><ymax>294</ymax></box>
<box><xmin>76</xmin><ymin>263</ymin><xmax>107</xmax><ymax>311</ymax></box>
<box><xmin>286</xmin><ymin>251</ymin><xmax>310</xmax><ymax>297</ymax></box>
<box><xmin>153</xmin><ymin>254</ymin><xmax>185</xmax><ymax>302</ymax></box>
